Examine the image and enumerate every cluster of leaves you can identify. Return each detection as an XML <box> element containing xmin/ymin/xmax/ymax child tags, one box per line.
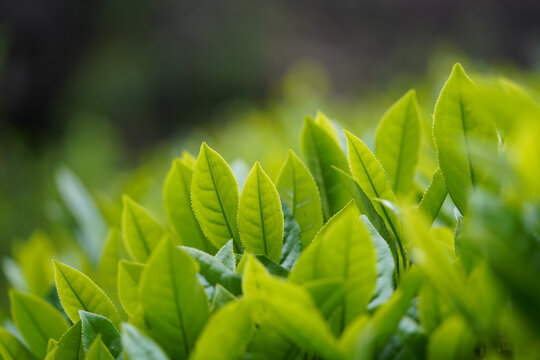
<box><xmin>1</xmin><ymin>63</ymin><xmax>540</xmax><ymax>360</ymax></box>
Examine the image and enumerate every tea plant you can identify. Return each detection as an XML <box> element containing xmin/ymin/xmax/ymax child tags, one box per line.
<box><xmin>1</xmin><ymin>63</ymin><xmax>539</xmax><ymax>359</ymax></box>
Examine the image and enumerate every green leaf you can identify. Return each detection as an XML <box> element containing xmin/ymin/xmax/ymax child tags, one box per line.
<box><xmin>315</xmin><ymin>111</ymin><xmax>341</xmax><ymax>144</ymax></box>
<box><xmin>375</xmin><ymin>90</ymin><xmax>421</xmax><ymax>195</ymax></box>
<box><xmin>242</xmin><ymin>256</ymin><xmax>342</xmax><ymax>360</ymax></box>
<box><xmin>85</xmin><ymin>335</ymin><xmax>114</xmax><ymax>360</ymax></box>
<box><xmin>210</xmin><ymin>284</ymin><xmax>237</xmax><ymax>312</ymax></box>
<box><xmin>238</xmin><ymin>162</ymin><xmax>283</xmax><ymax>262</ymax></box>
<box><xmin>182</xmin><ymin>246</ymin><xmax>242</xmax><ymax>296</ymax></box>
<box><xmin>275</xmin><ymin>150</ymin><xmax>324</xmax><ymax>246</ymax></box>
<box><xmin>97</xmin><ymin>228</ymin><xmax>128</xmax><ymax>303</ymax></box>
<box><xmin>47</xmin><ymin>339</ymin><xmax>57</xmax><ymax>355</ymax></box>
<box><xmin>0</xmin><ymin>326</ymin><xmax>35</xmax><ymax>360</ymax></box>
<box><xmin>140</xmin><ymin>238</ymin><xmax>209</xmax><ymax>359</ymax></box>
<box><xmin>164</xmin><ymin>158</ymin><xmax>215</xmax><ymax>253</ymax></box>
<box><xmin>418</xmin><ymin>168</ymin><xmax>447</xmax><ymax>225</ymax></box>
<box><xmin>192</xmin><ymin>142</ymin><xmax>241</xmax><ymax>251</ymax></box>
<box><xmin>121</xmin><ymin>195</ymin><xmax>164</xmax><ymax>263</ymax></box>
<box><xmin>300</xmin><ymin>116</ymin><xmax>350</xmax><ymax>220</ymax></box>
<box><xmin>121</xmin><ymin>323</ymin><xmax>169</xmax><ymax>360</ymax></box>
<box><xmin>290</xmin><ymin>201</ymin><xmax>377</xmax><ymax>330</ymax></box>
<box><xmin>427</xmin><ymin>316</ymin><xmax>475</xmax><ymax>360</ymax></box>
<box><xmin>254</xmin><ymin>255</ymin><xmax>289</xmax><ymax>278</ymax></box>
<box><xmin>53</xmin><ymin>261</ymin><xmax>121</xmax><ymax>327</ymax></box>
<box><xmin>117</xmin><ymin>260</ymin><xmax>144</xmax><ymax>317</ymax></box>
<box><xmin>14</xmin><ymin>232</ymin><xmax>55</xmax><ymax>297</ymax></box>
<box><xmin>80</xmin><ymin>311</ymin><xmax>121</xmax><ymax>358</ymax></box>
<box><xmin>333</xmin><ymin>167</ymin><xmax>401</xmax><ymax>280</ymax></box>
<box><xmin>9</xmin><ymin>290</ymin><xmax>69</xmax><ymax>357</ymax></box>
<box><xmin>279</xmin><ymin>201</ymin><xmax>303</xmax><ymax>271</ymax></box>
<box><xmin>45</xmin><ymin>322</ymin><xmax>84</xmax><ymax>360</ymax></box>
<box><xmin>342</xmin><ymin>270</ymin><xmax>423</xmax><ymax>359</ymax></box>
<box><xmin>55</xmin><ymin>167</ymin><xmax>107</xmax><ymax>264</ymax></box>
<box><xmin>190</xmin><ymin>300</ymin><xmax>254</xmax><ymax>360</ymax></box>
<box><xmin>214</xmin><ymin>240</ymin><xmax>236</xmax><ymax>271</ymax></box>
<box><xmin>432</xmin><ymin>63</ymin><xmax>498</xmax><ymax>213</ymax></box>
<box><xmin>345</xmin><ymin>131</ymin><xmax>398</xmax><ymax>227</ymax></box>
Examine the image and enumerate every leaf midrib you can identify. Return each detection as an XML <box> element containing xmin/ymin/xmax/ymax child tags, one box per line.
<box><xmin>204</xmin><ymin>151</ymin><xmax>237</xmax><ymax>251</ymax></box>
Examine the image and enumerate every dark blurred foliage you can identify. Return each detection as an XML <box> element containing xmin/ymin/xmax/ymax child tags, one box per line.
<box><xmin>1</xmin><ymin>0</ymin><xmax>539</xmax><ymax>149</ymax></box>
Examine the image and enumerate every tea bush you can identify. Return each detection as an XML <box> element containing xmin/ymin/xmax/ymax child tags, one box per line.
<box><xmin>1</xmin><ymin>63</ymin><xmax>539</xmax><ymax>359</ymax></box>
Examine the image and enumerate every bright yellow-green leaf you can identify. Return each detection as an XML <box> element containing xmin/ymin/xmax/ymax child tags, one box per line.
<box><xmin>341</xmin><ymin>270</ymin><xmax>423</xmax><ymax>359</ymax></box>
<box><xmin>427</xmin><ymin>316</ymin><xmax>475</xmax><ymax>360</ymax></box>
<box><xmin>290</xmin><ymin>202</ymin><xmax>377</xmax><ymax>329</ymax></box>
<box><xmin>300</xmin><ymin>116</ymin><xmax>350</xmax><ymax>220</ymax></box>
<box><xmin>276</xmin><ymin>150</ymin><xmax>324</xmax><ymax>247</ymax></box>
<box><xmin>117</xmin><ymin>260</ymin><xmax>144</xmax><ymax>317</ymax></box>
<box><xmin>375</xmin><ymin>90</ymin><xmax>421</xmax><ymax>195</ymax></box>
<box><xmin>345</xmin><ymin>130</ymin><xmax>399</xmax><ymax>238</ymax></box>
<box><xmin>10</xmin><ymin>290</ymin><xmax>69</xmax><ymax>357</ymax></box>
<box><xmin>0</xmin><ymin>326</ymin><xmax>35</xmax><ymax>360</ymax></box>
<box><xmin>315</xmin><ymin>111</ymin><xmax>340</xmax><ymax>144</ymax></box>
<box><xmin>191</xmin><ymin>143</ymin><xmax>241</xmax><ymax>251</ymax></box>
<box><xmin>97</xmin><ymin>228</ymin><xmax>128</xmax><ymax>303</ymax></box>
<box><xmin>45</xmin><ymin>321</ymin><xmax>85</xmax><ymax>360</ymax></box>
<box><xmin>164</xmin><ymin>158</ymin><xmax>215</xmax><ymax>253</ymax></box>
<box><xmin>242</xmin><ymin>256</ymin><xmax>342</xmax><ymax>360</ymax></box>
<box><xmin>53</xmin><ymin>261</ymin><xmax>121</xmax><ymax>327</ymax></box>
<box><xmin>190</xmin><ymin>300</ymin><xmax>254</xmax><ymax>360</ymax></box>
<box><xmin>238</xmin><ymin>162</ymin><xmax>283</xmax><ymax>262</ymax></box>
<box><xmin>121</xmin><ymin>195</ymin><xmax>164</xmax><ymax>262</ymax></box>
<box><xmin>85</xmin><ymin>335</ymin><xmax>115</xmax><ymax>360</ymax></box>
<box><xmin>139</xmin><ymin>238</ymin><xmax>209</xmax><ymax>359</ymax></box>
<box><xmin>432</xmin><ymin>63</ymin><xmax>498</xmax><ymax>213</ymax></box>
<box><xmin>418</xmin><ymin>168</ymin><xmax>447</xmax><ymax>225</ymax></box>
<box><xmin>47</xmin><ymin>339</ymin><xmax>57</xmax><ymax>355</ymax></box>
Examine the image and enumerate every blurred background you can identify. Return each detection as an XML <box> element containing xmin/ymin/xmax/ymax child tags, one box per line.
<box><xmin>0</xmin><ymin>0</ymin><xmax>539</xmax><ymax>307</ymax></box>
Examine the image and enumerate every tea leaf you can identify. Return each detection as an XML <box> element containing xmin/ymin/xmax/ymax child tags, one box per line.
<box><xmin>345</xmin><ymin>131</ymin><xmax>398</xmax><ymax>226</ymax></box>
<box><xmin>121</xmin><ymin>323</ymin><xmax>169</xmax><ymax>360</ymax></box>
<box><xmin>164</xmin><ymin>158</ymin><xmax>215</xmax><ymax>253</ymax></box>
<box><xmin>97</xmin><ymin>228</ymin><xmax>128</xmax><ymax>302</ymax></box>
<box><xmin>190</xmin><ymin>300</ymin><xmax>254</xmax><ymax>360</ymax></box>
<box><xmin>290</xmin><ymin>202</ymin><xmax>377</xmax><ymax>329</ymax></box>
<box><xmin>427</xmin><ymin>316</ymin><xmax>475</xmax><ymax>360</ymax></box>
<box><xmin>10</xmin><ymin>290</ymin><xmax>69</xmax><ymax>357</ymax></box>
<box><xmin>80</xmin><ymin>311</ymin><xmax>121</xmax><ymax>358</ymax></box>
<box><xmin>238</xmin><ymin>162</ymin><xmax>283</xmax><ymax>262</ymax></box>
<box><xmin>45</xmin><ymin>322</ymin><xmax>84</xmax><ymax>360</ymax></box>
<box><xmin>121</xmin><ymin>195</ymin><xmax>164</xmax><ymax>262</ymax></box>
<box><xmin>276</xmin><ymin>150</ymin><xmax>324</xmax><ymax>246</ymax></box>
<box><xmin>243</xmin><ymin>256</ymin><xmax>342</xmax><ymax>359</ymax></box>
<box><xmin>279</xmin><ymin>201</ymin><xmax>302</xmax><ymax>271</ymax></box>
<box><xmin>333</xmin><ymin>167</ymin><xmax>400</xmax><ymax>278</ymax></box>
<box><xmin>433</xmin><ymin>63</ymin><xmax>498</xmax><ymax>213</ymax></box>
<box><xmin>418</xmin><ymin>168</ymin><xmax>447</xmax><ymax>225</ymax></box>
<box><xmin>140</xmin><ymin>239</ymin><xmax>209</xmax><ymax>359</ymax></box>
<box><xmin>0</xmin><ymin>326</ymin><xmax>35</xmax><ymax>360</ymax></box>
<box><xmin>214</xmin><ymin>240</ymin><xmax>236</xmax><ymax>271</ymax></box>
<box><xmin>300</xmin><ymin>116</ymin><xmax>350</xmax><ymax>220</ymax></box>
<box><xmin>375</xmin><ymin>90</ymin><xmax>421</xmax><ymax>195</ymax></box>
<box><xmin>55</xmin><ymin>167</ymin><xmax>107</xmax><ymax>264</ymax></box>
<box><xmin>343</xmin><ymin>270</ymin><xmax>423</xmax><ymax>359</ymax></box>
<box><xmin>192</xmin><ymin>143</ymin><xmax>241</xmax><ymax>251</ymax></box>
<box><xmin>210</xmin><ymin>284</ymin><xmax>237</xmax><ymax>312</ymax></box>
<box><xmin>182</xmin><ymin>246</ymin><xmax>242</xmax><ymax>296</ymax></box>
<box><xmin>53</xmin><ymin>261</ymin><xmax>121</xmax><ymax>327</ymax></box>
<box><xmin>117</xmin><ymin>260</ymin><xmax>144</xmax><ymax>317</ymax></box>
<box><xmin>85</xmin><ymin>335</ymin><xmax>114</xmax><ymax>360</ymax></box>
